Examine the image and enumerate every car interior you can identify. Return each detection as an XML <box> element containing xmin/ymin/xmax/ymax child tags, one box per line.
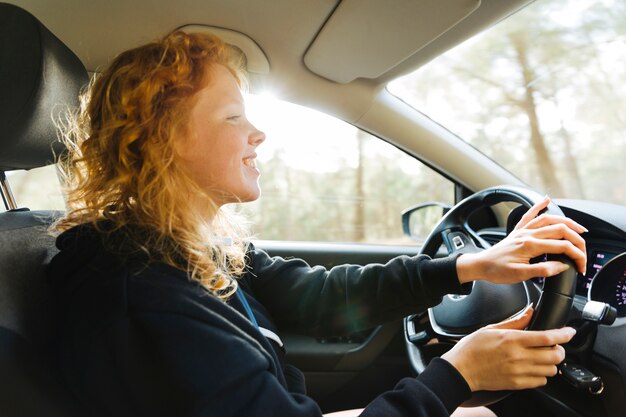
<box><xmin>1</xmin><ymin>1</ymin><xmax>625</xmax><ymax>416</ymax></box>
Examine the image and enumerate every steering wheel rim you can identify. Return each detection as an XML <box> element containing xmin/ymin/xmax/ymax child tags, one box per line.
<box><xmin>404</xmin><ymin>185</ymin><xmax>577</xmax><ymax>406</ymax></box>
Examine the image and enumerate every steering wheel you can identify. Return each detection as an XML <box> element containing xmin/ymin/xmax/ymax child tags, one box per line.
<box><xmin>403</xmin><ymin>185</ymin><xmax>577</xmax><ymax>406</ymax></box>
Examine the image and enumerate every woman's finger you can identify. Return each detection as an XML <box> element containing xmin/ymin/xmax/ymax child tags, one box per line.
<box><xmin>518</xmin><ymin>364</ymin><xmax>560</xmax><ymax>378</ymax></box>
<box><xmin>524</xmin><ymin>345</ymin><xmax>566</xmax><ymax>366</ymax></box>
<box><xmin>521</xmin><ymin>238</ymin><xmax>587</xmax><ymax>273</ymax></box>
<box><xmin>514</xmin><ymin>196</ymin><xmax>550</xmax><ymax>230</ymax></box>
<box><xmin>486</xmin><ymin>305</ymin><xmax>533</xmax><ymax>330</ymax></box>
<box><xmin>511</xmin><ymin>327</ymin><xmax>576</xmax><ymax>348</ymax></box>
<box><xmin>527</xmin><ymin>223</ymin><xmax>587</xmax><ymax>254</ymax></box>
<box><xmin>516</xmin><ymin>260</ymin><xmax>571</xmax><ymax>279</ymax></box>
<box><xmin>522</xmin><ymin>213</ymin><xmax>588</xmax><ymax>234</ymax></box>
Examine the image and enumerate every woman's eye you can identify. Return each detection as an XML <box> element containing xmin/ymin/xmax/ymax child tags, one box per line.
<box><xmin>227</xmin><ymin>115</ymin><xmax>241</xmax><ymax>121</ymax></box>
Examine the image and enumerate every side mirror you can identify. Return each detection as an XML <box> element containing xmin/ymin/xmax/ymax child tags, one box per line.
<box><xmin>402</xmin><ymin>202</ymin><xmax>452</xmax><ymax>241</ymax></box>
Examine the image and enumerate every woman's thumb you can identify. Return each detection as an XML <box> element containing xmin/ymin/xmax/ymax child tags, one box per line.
<box><xmin>487</xmin><ymin>305</ymin><xmax>533</xmax><ymax>330</ymax></box>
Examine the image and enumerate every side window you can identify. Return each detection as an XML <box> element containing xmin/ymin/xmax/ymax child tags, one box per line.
<box><xmin>241</xmin><ymin>94</ymin><xmax>454</xmax><ymax>245</ymax></box>
<box><xmin>4</xmin><ymin>95</ymin><xmax>455</xmax><ymax>247</ymax></box>
<box><xmin>5</xmin><ymin>165</ymin><xmax>65</xmax><ymax>210</ymax></box>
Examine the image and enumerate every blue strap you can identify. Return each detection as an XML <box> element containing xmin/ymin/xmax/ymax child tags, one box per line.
<box><xmin>236</xmin><ymin>287</ymin><xmax>259</xmax><ymax>328</ymax></box>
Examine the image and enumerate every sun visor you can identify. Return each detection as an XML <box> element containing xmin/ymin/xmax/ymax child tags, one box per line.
<box><xmin>177</xmin><ymin>25</ymin><xmax>270</xmax><ymax>74</ymax></box>
<box><xmin>304</xmin><ymin>0</ymin><xmax>480</xmax><ymax>84</ymax></box>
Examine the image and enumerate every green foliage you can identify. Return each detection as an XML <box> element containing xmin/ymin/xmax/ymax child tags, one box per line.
<box><xmin>389</xmin><ymin>0</ymin><xmax>626</xmax><ymax>204</ymax></box>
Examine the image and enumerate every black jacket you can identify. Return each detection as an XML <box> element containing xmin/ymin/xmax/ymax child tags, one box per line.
<box><xmin>47</xmin><ymin>225</ymin><xmax>472</xmax><ymax>416</ymax></box>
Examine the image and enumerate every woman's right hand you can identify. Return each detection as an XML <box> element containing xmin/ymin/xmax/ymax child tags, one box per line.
<box><xmin>441</xmin><ymin>306</ymin><xmax>576</xmax><ymax>392</ymax></box>
<box><xmin>456</xmin><ymin>196</ymin><xmax>587</xmax><ymax>286</ymax></box>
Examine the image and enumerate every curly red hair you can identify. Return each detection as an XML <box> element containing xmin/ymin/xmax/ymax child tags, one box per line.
<box><xmin>55</xmin><ymin>31</ymin><xmax>249</xmax><ymax>298</ymax></box>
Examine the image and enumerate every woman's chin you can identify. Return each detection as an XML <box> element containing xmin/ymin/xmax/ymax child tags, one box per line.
<box><xmin>223</xmin><ymin>187</ymin><xmax>261</xmax><ymax>205</ymax></box>
<box><xmin>240</xmin><ymin>189</ymin><xmax>261</xmax><ymax>203</ymax></box>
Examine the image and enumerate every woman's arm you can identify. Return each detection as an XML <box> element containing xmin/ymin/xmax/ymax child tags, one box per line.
<box><xmin>247</xmin><ymin>249</ymin><xmax>470</xmax><ymax>336</ymax></box>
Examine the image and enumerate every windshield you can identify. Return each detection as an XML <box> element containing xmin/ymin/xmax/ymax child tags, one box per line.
<box><xmin>388</xmin><ymin>0</ymin><xmax>626</xmax><ymax>204</ymax></box>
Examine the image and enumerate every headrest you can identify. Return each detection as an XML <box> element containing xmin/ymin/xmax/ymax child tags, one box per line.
<box><xmin>0</xmin><ymin>3</ymin><xmax>88</xmax><ymax>171</ymax></box>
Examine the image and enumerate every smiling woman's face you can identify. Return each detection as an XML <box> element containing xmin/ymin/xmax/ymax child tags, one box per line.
<box><xmin>179</xmin><ymin>64</ymin><xmax>266</xmax><ymax>207</ymax></box>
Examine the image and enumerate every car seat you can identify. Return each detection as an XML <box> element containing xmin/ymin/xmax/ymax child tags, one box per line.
<box><xmin>0</xmin><ymin>3</ymin><xmax>88</xmax><ymax>416</ymax></box>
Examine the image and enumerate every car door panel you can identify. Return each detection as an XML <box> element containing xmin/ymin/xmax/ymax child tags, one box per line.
<box><xmin>253</xmin><ymin>240</ymin><xmax>420</xmax><ymax>409</ymax></box>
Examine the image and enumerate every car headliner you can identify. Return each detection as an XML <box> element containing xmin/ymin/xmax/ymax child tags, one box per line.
<box><xmin>9</xmin><ymin>0</ymin><xmax>529</xmax><ymax>192</ymax></box>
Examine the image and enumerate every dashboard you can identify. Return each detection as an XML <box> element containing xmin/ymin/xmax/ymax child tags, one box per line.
<box><xmin>557</xmin><ymin>200</ymin><xmax>626</xmax><ymax>318</ymax></box>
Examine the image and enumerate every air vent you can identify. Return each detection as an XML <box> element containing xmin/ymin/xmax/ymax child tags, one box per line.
<box><xmin>477</xmin><ymin>228</ymin><xmax>506</xmax><ymax>245</ymax></box>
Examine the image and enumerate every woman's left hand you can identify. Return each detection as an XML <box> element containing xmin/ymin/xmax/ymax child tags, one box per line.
<box><xmin>456</xmin><ymin>196</ymin><xmax>587</xmax><ymax>285</ymax></box>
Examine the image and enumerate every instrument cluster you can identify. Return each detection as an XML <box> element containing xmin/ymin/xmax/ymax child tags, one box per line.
<box><xmin>586</xmin><ymin>249</ymin><xmax>626</xmax><ymax>318</ymax></box>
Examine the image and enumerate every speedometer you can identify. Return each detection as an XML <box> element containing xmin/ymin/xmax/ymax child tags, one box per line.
<box><xmin>616</xmin><ymin>275</ymin><xmax>626</xmax><ymax>309</ymax></box>
<box><xmin>589</xmin><ymin>252</ymin><xmax>626</xmax><ymax>317</ymax></box>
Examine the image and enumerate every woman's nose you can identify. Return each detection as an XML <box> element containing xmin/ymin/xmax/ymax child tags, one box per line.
<box><xmin>249</xmin><ymin>126</ymin><xmax>266</xmax><ymax>146</ymax></box>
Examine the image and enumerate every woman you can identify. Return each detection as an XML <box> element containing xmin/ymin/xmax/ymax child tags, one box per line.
<box><xmin>48</xmin><ymin>31</ymin><xmax>586</xmax><ymax>417</ymax></box>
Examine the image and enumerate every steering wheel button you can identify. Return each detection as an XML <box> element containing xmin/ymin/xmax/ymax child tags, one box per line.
<box><xmin>452</xmin><ymin>235</ymin><xmax>464</xmax><ymax>249</ymax></box>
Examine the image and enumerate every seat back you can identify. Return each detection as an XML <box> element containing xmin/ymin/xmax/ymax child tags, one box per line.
<box><xmin>0</xmin><ymin>211</ymin><xmax>83</xmax><ymax>416</ymax></box>
<box><xmin>0</xmin><ymin>3</ymin><xmax>88</xmax><ymax>416</ymax></box>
